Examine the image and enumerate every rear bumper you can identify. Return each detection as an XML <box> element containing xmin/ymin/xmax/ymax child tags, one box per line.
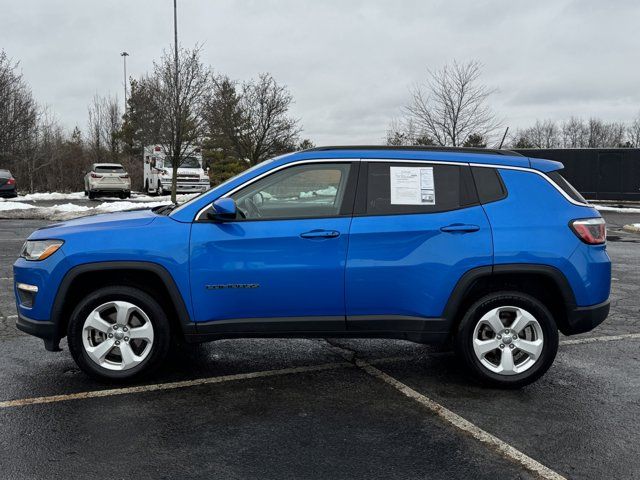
<box><xmin>0</xmin><ymin>187</ymin><xmax>17</xmax><ymax>198</ymax></box>
<box><xmin>16</xmin><ymin>312</ymin><xmax>61</xmax><ymax>351</ymax></box>
<box><xmin>563</xmin><ymin>299</ymin><xmax>610</xmax><ymax>335</ymax></box>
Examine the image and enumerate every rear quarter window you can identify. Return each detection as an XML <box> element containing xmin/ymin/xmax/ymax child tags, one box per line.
<box><xmin>471</xmin><ymin>167</ymin><xmax>507</xmax><ymax>204</ymax></box>
<box><xmin>546</xmin><ymin>171</ymin><xmax>587</xmax><ymax>204</ymax></box>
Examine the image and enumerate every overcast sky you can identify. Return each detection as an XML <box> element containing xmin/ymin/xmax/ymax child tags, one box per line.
<box><xmin>2</xmin><ymin>0</ymin><xmax>640</xmax><ymax>145</ymax></box>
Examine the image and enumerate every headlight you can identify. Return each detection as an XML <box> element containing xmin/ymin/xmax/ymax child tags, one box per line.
<box><xmin>20</xmin><ymin>240</ymin><xmax>64</xmax><ymax>261</ymax></box>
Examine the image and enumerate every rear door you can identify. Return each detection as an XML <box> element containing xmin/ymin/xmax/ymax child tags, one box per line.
<box><xmin>345</xmin><ymin>160</ymin><xmax>492</xmax><ymax>333</ymax></box>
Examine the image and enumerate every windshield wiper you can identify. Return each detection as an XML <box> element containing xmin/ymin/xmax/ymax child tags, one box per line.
<box><xmin>152</xmin><ymin>204</ymin><xmax>177</xmax><ymax>216</ymax></box>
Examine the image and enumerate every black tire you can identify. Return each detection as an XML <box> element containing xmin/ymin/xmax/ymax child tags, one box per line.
<box><xmin>67</xmin><ymin>286</ymin><xmax>171</xmax><ymax>382</ymax></box>
<box><xmin>157</xmin><ymin>181</ymin><xmax>164</xmax><ymax>196</ymax></box>
<box><xmin>455</xmin><ymin>291</ymin><xmax>559</xmax><ymax>389</ymax></box>
<box><xmin>88</xmin><ymin>190</ymin><xmax>96</xmax><ymax>200</ymax></box>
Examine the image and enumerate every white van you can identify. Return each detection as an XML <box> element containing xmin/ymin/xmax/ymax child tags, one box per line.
<box><xmin>143</xmin><ymin>146</ymin><xmax>210</xmax><ymax>195</ymax></box>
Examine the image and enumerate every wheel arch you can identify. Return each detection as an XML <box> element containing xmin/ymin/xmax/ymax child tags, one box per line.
<box><xmin>443</xmin><ymin>264</ymin><xmax>577</xmax><ymax>335</ymax></box>
<box><xmin>51</xmin><ymin>261</ymin><xmax>193</xmax><ymax>343</ymax></box>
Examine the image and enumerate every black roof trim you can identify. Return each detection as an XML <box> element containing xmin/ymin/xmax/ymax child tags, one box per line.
<box><xmin>304</xmin><ymin>145</ymin><xmax>523</xmax><ymax>157</ymax></box>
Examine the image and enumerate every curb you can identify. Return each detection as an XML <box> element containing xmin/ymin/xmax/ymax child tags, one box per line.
<box><xmin>622</xmin><ymin>224</ymin><xmax>640</xmax><ymax>234</ymax></box>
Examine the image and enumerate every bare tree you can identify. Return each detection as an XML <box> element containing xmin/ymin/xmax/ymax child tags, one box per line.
<box><xmin>402</xmin><ymin>60</ymin><xmax>500</xmax><ymax>147</ymax></box>
<box><xmin>87</xmin><ymin>94</ymin><xmax>122</xmax><ymax>162</ymax></box>
<box><xmin>627</xmin><ymin>113</ymin><xmax>640</xmax><ymax>147</ymax></box>
<box><xmin>561</xmin><ymin>117</ymin><xmax>588</xmax><ymax>148</ymax></box>
<box><xmin>587</xmin><ymin>118</ymin><xmax>626</xmax><ymax>147</ymax></box>
<box><xmin>206</xmin><ymin>73</ymin><xmax>301</xmax><ymax>165</ymax></box>
<box><xmin>385</xmin><ymin>118</ymin><xmax>435</xmax><ymax>146</ymax></box>
<box><xmin>0</xmin><ymin>50</ymin><xmax>38</xmax><ymax>165</ymax></box>
<box><xmin>142</xmin><ymin>46</ymin><xmax>211</xmax><ymax>202</ymax></box>
<box><xmin>513</xmin><ymin>120</ymin><xmax>560</xmax><ymax>149</ymax></box>
<box><xmin>20</xmin><ymin>109</ymin><xmax>61</xmax><ymax>192</ymax></box>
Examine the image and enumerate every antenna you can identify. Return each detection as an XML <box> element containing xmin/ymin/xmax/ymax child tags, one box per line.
<box><xmin>498</xmin><ymin>127</ymin><xmax>509</xmax><ymax>149</ymax></box>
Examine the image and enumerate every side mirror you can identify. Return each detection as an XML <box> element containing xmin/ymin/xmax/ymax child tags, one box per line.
<box><xmin>207</xmin><ymin>197</ymin><xmax>237</xmax><ymax>221</ymax></box>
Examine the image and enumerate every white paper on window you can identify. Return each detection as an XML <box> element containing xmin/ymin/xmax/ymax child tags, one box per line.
<box><xmin>390</xmin><ymin>166</ymin><xmax>435</xmax><ymax>205</ymax></box>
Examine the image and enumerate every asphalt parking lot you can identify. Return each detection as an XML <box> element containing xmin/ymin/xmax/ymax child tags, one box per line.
<box><xmin>0</xmin><ymin>212</ymin><xmax>638</xmax><ymax>479</ymax></box>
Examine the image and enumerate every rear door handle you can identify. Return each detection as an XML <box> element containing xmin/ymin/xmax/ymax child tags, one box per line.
<box><xmin>440</xmin><ymin>224</ymin><xmax>480</xmax><ymax>233</ymax></box>
<box><xmin>300</xmin><ymin>229</ymin><xmax>341</xmax><ymax>239</ymax></box>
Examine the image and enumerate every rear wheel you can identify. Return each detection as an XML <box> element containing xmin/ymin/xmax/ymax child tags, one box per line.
<box><xmin>88</xmin><ymin>190</ymin><xmax>96</xmax><ymax>200</ymax></box>
<box><xmin>455</xmin><ymin>291</ymin><xmax>558</xmax><ymax>388</ymax></box>
<box><xmin>157</xmin><ymin>181</ymin><xmax>164</xmax><ymax>196</ymax></box>
<box><xmin>67</xmin><ymin>286</ymin><xmax>171</xmax><ymax>381</ymax></box>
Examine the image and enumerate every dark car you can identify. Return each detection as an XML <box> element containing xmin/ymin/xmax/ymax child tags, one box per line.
<box><xmin>0</xmin><ymin>169</ymin><xmax>17</xmax><ymax>198</ymax></box>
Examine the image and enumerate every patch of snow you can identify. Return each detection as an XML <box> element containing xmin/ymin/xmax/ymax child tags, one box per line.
<box><xmin>50</xmin><ymin>203</ymin><xmax>92</xmax><ymax>213</ymax></box>
<box><xmin>299</xmin><ymin>186</ymin><xmax>337</xmax><ymax>198</ymax></box>
<box><xmin>0</xmin><ymin>202</ymin><xmax>36</xmax><ymax>211</ymax></box>
<box><xmin>94</xmin><ymin>201</ymin><xmax>169</xmax><ymax>213</ymax></box>
<box><xmin>17</xmin><ymin>191</ymin><xmax>86</xmax><ymax>201</ymax></box>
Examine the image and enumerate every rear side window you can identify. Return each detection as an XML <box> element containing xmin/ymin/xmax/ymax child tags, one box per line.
<box><xmin>365</xmin><ymin>163</ymin><xmax>477</xmax><ymax>215</ymax></box>
<box><xmin>547</xmin><ymin>171</ymin><xmax>587</xmax><ymax>204</ymax></box>
<box><xmin>471</xmin><ymin>167</ymin><xmax>507</xmax><ymax>204</ymax></box>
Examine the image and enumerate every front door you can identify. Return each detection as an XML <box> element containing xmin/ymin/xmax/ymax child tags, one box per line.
<box><xmin>189</xmin><ymin>161</ymin><xmax>357</xmax><ymax>333</ymax></box>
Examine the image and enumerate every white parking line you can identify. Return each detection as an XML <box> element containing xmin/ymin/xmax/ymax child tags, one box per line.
<box><xmin>356</xmin><ymin>359</ymin><xmax>566</xmax><ymax>480</ymax></box>
<box><xmin>0</xmin><ymin>361</ymin><xmax>350</xmax><ymax>409</ymax></box>
<box><xmin>560</xmin><ymin>332</ymin><xmax>640</xmax><ymax>345</ymax></box>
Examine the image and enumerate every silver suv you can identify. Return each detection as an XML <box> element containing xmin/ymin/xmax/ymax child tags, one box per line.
<box><xmin>84</xmin><ymin>163</ymin><xmax>131</xmax><ymax>199</ymax></box>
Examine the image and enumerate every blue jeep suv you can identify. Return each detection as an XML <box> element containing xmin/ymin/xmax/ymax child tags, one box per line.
<box><xmin>14</xmin><ymin>147</ymin><xmax>611</xmax><ymax>387</ymax></box>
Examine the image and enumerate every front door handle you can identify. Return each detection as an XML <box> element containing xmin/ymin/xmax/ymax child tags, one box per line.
<box><xmin>300</xmin><ymin>229</ymin><xmax>341</xmax><ymax>239</ymax></box>
<box><xmin>440</xmin><ymin>224</ymin><xmax>480</xmax><ymax>233</ymax></box>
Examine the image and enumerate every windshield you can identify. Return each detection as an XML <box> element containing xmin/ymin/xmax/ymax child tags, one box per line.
<box><xmin>181</xmin><ymin>156</ymin><xmax>201</xmax><ymax>168</ymax></box>
<box><xmin>170</xmin><ymin>157</ymin><xmax>279</xmax><ymax>216</ymax></box>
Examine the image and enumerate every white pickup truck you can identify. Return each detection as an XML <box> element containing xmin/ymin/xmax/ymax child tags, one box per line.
<box><xmin>143</xmin><ymin>146</ymin><xmax>210</xmax><ymax>195</ymax></box>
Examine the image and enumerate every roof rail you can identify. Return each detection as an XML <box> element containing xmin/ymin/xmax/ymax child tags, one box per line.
<box><xmin>304</xmin><ymin>145</ymin><xmax>523</xmax><ymax>157</ymax></box>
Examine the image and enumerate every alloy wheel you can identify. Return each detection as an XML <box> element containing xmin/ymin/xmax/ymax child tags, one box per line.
<box><xmin>472</xmin><ymin>306</ymin><xmax>544</xmax><ymax>376</ymax></box>
<box><xmin>81</xmin><ymin>300</ymin><xmax>155</xmax><ymax>371</ymax></box>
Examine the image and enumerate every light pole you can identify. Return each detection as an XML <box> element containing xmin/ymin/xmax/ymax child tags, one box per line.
<box><xmin>120</xmin><ymin>51</ymin><xmax>129</xmax><ymax>113</ymax></box>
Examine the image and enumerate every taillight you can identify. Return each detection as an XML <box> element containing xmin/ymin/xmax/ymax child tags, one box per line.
<box><xmin>90</xmin><ymin>173</ymin><xmax>102</xmax><ymax>178</ymax></box>
<box><xmin>6</xmin><ymin>178</ymin><xmax>15</xmax><ymax>185</ymax></box>
<box><xmin>570</xmin><ymin>218</ymin><xmax>606</xmax><ymax>245</ymax></box>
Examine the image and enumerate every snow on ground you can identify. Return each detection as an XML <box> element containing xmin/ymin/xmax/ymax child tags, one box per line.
<box><xmin>16</xmin><ymin>191</ymin><xmax>86</xmax><ymax>201</ymax></box>
<box><xmin>594</xmin><ymin>205</ymin><xmax>640</xmax><ymax>214</ymax></box>
<box><xmin>0</xmin><ymin>198</ymin><xmax>184</xmax><ymax>220</ymax></box>
<box><xmin>0</xmin><ymin>202</ymin><xmax>36</xmax><ymax>211</ymax></box>
<box><xmin>0</xmin><ymin>191</ymin><xmax>201</xmax><ymax>220</ymax></box>
<box><xmin>0</xmin><ymin>191</ymin><xmax>198</xmax><ymax>203</ymax></box>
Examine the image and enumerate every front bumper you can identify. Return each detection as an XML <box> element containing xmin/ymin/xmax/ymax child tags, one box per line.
<box><xmin>16</xmin><ymin>312</ymin><xmax>61</xmax><ymax>351</ymax></box>
<box><xmin>161</xmin><ymin>181</ymin><xmax>209</xmax><ymax>193</ymax></box>
<box><xmin>563</xmin><ymin>299</ymin><xmax>610</xmax><ymax>335</ymax></box>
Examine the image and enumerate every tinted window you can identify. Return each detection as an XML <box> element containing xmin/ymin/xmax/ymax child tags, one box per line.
<box><xmin>366</xmin><ymin>163</ymin><xmax>477</xmax><ymax>215</ymax></box>
<box><xmin>471</xmin><ymin>167</ymin><xmax>507</xmax><ymax>204</ymax></box>
<box><xmin>231</xmin><ymin>163</ymin><xmax>352</xmax><ymax>220</ymax></box>
<box><xmin>95</xmin><ymin>165</ymin><xmax>126</xmax><ymax>173</ymax></box>
<box><xmin>547</xmin><ymin>171</ymin><xmax>587</xmax><ymax>203</ymax></box>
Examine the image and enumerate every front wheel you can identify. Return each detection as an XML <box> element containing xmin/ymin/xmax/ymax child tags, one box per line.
<box><xmin>455</xmin><ymin>291</ymin><xmax>558</xmax><ymax>389</ymax></box>
<box><xmin>67</xmin><ymin>286</ymin><xmax>171</xmax><ymax>381</ymax></box>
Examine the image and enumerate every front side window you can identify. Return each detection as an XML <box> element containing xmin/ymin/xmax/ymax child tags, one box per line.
<box><xmin>365</xmin><ymin>162</ymin><xmax>477</xmax><ymax>215</ymax></box>
<box><xmin>231</xmin><ymin>163</ymin><xmax>352</xmax><ymax>220</ymax></box>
